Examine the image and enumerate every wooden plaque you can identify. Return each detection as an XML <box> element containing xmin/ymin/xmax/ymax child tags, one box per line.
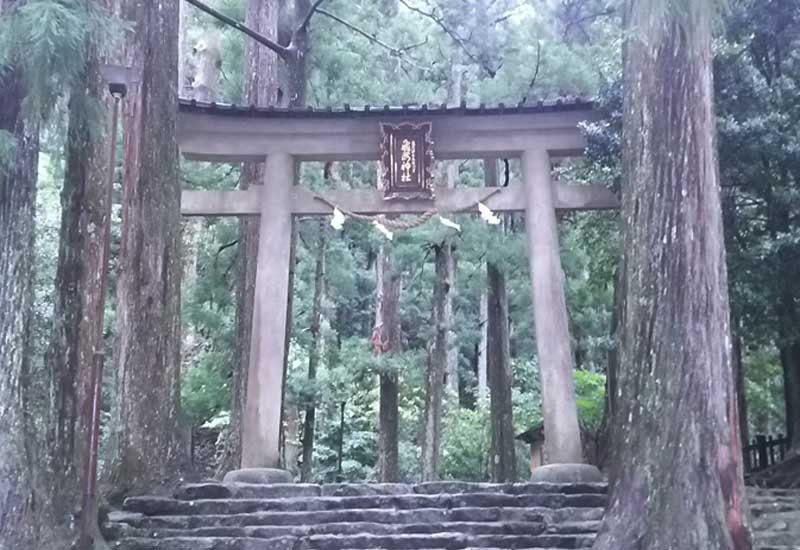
<box><xmin>380</xmin><ymin>122</ymin><xmax>435</xmax><ymax>200</ymax></box>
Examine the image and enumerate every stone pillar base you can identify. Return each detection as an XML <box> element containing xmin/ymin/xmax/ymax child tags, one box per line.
<box><xmin>530</xmin><ymin>463</ymin><xmax>604</xmax><ymax>483</ymax></box>
<box><xmin>222</xmin><ymin>468</ymin><xmax>293</xmax><ymax>484</ymax></box>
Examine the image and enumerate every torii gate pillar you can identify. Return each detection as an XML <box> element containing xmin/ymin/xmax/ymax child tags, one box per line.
<box><xmin>522</xmin><ymin>149</ymin><xmax>585</xmax><ymax>467</ymax></box>
<box><xmin>241</xmin><ymin>153</ymin><xmax>294</xmax><ymax>469</ymax></box>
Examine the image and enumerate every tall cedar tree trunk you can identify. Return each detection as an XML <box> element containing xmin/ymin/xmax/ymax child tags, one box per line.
<box><xmin>597</xmin><ymin>264</ymin><xmax>623</xmax><ymax>470</ymax></box>
<box><xmin>477</xmin><ymin>281</ymin><xmax>488</xmax><ymax>400</ymax></box>
<box><xmin>224</xmin><ymin>0</ymin><xmax>280</xmax><ymax>476</ymax></box>
<box><xmin>745</xmin><ymin>3</ymin><xmax>800</xmax><ymax>455</ymax></box>
<box><xmin>190</xmin><ymin>30</ymin><xmax>221</xmax><ymax>102</ymax></box>
<box><xmin>593</xmin><ymin>4</ymin><xmax>750</xmax><ymax>549</ymax></box>
<box><xmin>485</xmin><ymin>158</ymin><xmax>516</xmax><ymax>482</ymax></box>
<box><xmin>761</xmin><ymin>189</ymin><xmax>800</xmax><ymax>451</ymax></box>
<box><xmin>0</xmin><ymin>56</ymin><xmax>39</xmax><ymax>550</ymax></box>
<box><xmin>780</xmin><ymin>338</ymin><xmax>800</xmax><ymax>450</ymax></box>
<box><xmin>45</xmin><ymin>44</ymin><xmax>109</xmax><ymax>543</ymax></box>
<box><xmin>420</xmin><ymin>60</ymin><xmax>461</xmax><ymax>479</ymax></box>
<box><xmin>301</xmin><ymin>223</ymin><xmax>326</xmax><ymax>481</ymax></box>
<box><xmin>278</xmin><ymin>0</ymin><xmax>311</xmax><ymax>464</ymax></box>
<box><xmin>106</xmin><ymin>0</ymin><xmax>183</xmax><ymax>499</ymax></box>
<box><xmin>285</xmin><ymin>0</ymin><xmax>309</xmax><ymax>109</ymax></box>
<box><xmin>178</xmin><ymin>0</ymin><xmax>190</xmax><ymax>97</ymax></box>
<box><xmin>487</xmin><ymin>262</ymin><xmax>516</xmax><ymax>482</ymax></box>
<box><xmin>421</xmin><ymin>243</ymin><xmax>452</xmax><ymax>480</ymax></box>
<box><xmin>775</xmin><ymin>237</ymin><xmax>800</xmax><ymax>449</ymax></box>
<box><xmin>722</xmin><ymin>191</ymin><xmax>749</xmax><ymax>449</ymax></box>
<box><xmin>376</xmin><ymin>241</ymin><xmax>401</xmax><ymax>482</ymax></box>
<box><xmin>443</xmin><ymin>59</ymin><xmax>461</xmax><ymax>395</ymax></box>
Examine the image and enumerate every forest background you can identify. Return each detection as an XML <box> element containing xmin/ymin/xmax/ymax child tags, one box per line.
<box><xmin>18</xmin><ymin>0</ymin><xmax>799</xmax><ymax>486</ymax></box>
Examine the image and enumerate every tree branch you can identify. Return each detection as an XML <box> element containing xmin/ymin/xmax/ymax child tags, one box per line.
<box><xmin>214</xmin><ymin>239</ymin><xmax>239</xmax><ymax>271</ymax></box>
<box><xmin>317</xmin><ymin>9</ymin><xmax>399</xmax><ymax>53</ymax></box>
<box><xmin>295</xmin><ymin>0</ymin><xmax>328</xmax><ymax>36</ymax></box>
<box><xmin>398</xmin><ymin>0</ymin><xmax>500</xmax><ymax>77</ymax></box>
<box><xmin>521</xmin><ymin>40</ymin><xmax>542</xmax><ymax>103</ymax></box>
<box><xmin>492</xmin><ymin>3</ymin><xmax>526</xmax><ymax>25</ymax></box>
<box><xmin>316</xmin><ymin>8</ymin><xmax>429</xmax><ymax>71</ymax></box>
<box><xmin>561</xmin><ymin>2</ymin><xmax>615</xmax><ymax>39</ymax></box>
<box><xmin>184</xmin><ymin>0</ymin><xmax>289</xmax><ymax>59</ymax></box>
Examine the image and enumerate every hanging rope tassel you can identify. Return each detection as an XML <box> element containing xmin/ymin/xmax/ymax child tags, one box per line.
<box><xmin>312</xmin><ymin>188</ymin><xmax>503</xmax><ymax>235</ymax></box>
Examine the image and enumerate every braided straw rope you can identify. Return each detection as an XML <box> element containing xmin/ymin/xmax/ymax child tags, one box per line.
<box><xmin>312</xmin><ymin>188</ymin><xmax>502</xmax><ymax>233</ymax></box>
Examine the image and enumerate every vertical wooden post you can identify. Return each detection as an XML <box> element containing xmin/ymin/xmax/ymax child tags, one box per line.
<box><xmin>756</xmin><ymin>434</ymin><xmax>768</xmax><ymax>470</ymax></box>
<box><xmin>241</xmin><ymin>153</ymin><xmax>294</xmax><ymax>469</ymax></box>
<box><xmin>521</xmin><ymin>149</ymin><xmax>583</xmax><ymax>465</ymax></box>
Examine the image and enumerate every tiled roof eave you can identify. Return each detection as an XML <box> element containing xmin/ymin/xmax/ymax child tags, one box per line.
<box><xmin>178</xmin><ymin>97</ymin><xmax>596</xmax><ymax>119</ymax></box>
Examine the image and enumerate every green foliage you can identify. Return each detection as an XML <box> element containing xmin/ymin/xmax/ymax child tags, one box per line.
<box><xmin>0</xmin><ymin>0</ymin><xmax>116</xmax><ymax>123</ymax></box>
<box><xmin>440</xmin><ymin>403</ymin><xmax>490</xmax><ymax>481</ymax></box>
<box><xmin>20</xmin><ymin>0</ymin><xmax>790</xmax><ymax>489</ymax></box>
<box><xmin>574</xmin><ymin>369</ymin><xmax>606</xmax><ymax>432</ymax></box>
<box><xmin>182</xmin><ymin>349</ymin><xmax>231</xmax><ymax>424</ymax></box>
<box><xmin>172</xmin><ymin>0</ymin><xmax>630</xmax><ymax>482</ymax></box>
<box><xmin>744</xmin><ymin>346</ymin><xmax>786</xmax><ymax>438</ymax></box>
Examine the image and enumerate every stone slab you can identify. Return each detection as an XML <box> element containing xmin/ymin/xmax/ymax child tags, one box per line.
<box><xmin>530</xmin><ymin>464</ymin><xmax>605</xmax><ymax>484</ymax></box>
<box><xmin>222</xmin><ymin>468</ymin><xmax>292</xmax><ymax>485</ymax></box>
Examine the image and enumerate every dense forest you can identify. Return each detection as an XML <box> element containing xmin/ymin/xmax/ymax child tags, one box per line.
<box><xmin>1</xmin><ymin>0</ymin><xmax>799</xmax><ymax>549</ymax></box>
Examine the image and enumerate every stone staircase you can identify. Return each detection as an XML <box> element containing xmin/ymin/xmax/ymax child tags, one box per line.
<box><xmin>105</xmin><ymin>481</ymin><xmax>607</xmax><ymax>550</ymax></box>
<box><xmin>750</xmin><ymin>488</ymin><xmax>800</xmax><ymax>550</ymax></box>
<box><xmin>104</xmin><ymin>482</ymin><xmax>800</xmax><ymax>550</ymax></box>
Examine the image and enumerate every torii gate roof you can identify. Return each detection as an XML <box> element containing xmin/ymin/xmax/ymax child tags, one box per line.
<box><xmin>178</xmin><ymin>97</ymin><xmax>598</xmax><ymax>163</ymax></box>
<box><xmin>178</xmin><ymin>97</ymin><xmax>595</xmax><ymax>119</ymax></box>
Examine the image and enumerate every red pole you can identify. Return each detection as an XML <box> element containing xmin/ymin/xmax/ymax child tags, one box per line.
<box><xmin>77</xmin><ymin>90</ymin><xmax>122</xmax><ymax>550</ymax></box>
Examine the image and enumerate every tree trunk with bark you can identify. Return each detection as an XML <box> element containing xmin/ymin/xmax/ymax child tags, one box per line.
<box><xmin>444</xmin><ymin>57</ymin><xmax>461</xmax><ymax>395</ymax></box>
<box><xmin>421</xmin><ymin>242</ymin><xmax>452</xmax><ymax>480</ymax></box>
<box><xmin>190</xmin><ymin>29</ymin><xmax>221</xmax><ymax>103</ymax></box>
<box><xmin>477</xmin><ymin>281</ymin><xmax>488</xmax><ymax>401</ymax></box>
<box><xmin>775</xmin><ymin>245</ymin><xmax>800</xmax><ymax>451</ymax></box>
<box><xmin>223</xmin><ymin>0</ymin><xmax>280</xmax><ymax>476</ymax></box>
<box><xmin>593</xmin><ymin>3</ymin><xmax>750</xmax><ymax>549</ymax></box>
<box><xmin>722</xmin><ymin>189</ymin><xmax>749</xmax><ymax>453</ymax></box>
<box><xmin>45</xmin><ymin>45</ymin><xmax>109</xmax><ymax>544</ymax></box>
<box><xmin>301</xmin><ymin>225</ymin><xmax>326</xmax><ymax>482</ymax></box>
<box><xmin>420</xmin><ymin>57</ymin><xmax>460</xmax><ymax>473</ymax></box>
<box><xmin>780</xmin><ymin>340</ymin><xmax>800</xmax><ymax>450</ymax></box>
<box><xmin>0</xmin><ymin>58</ymin><xmax>39</xmax><ymax>550</ymax></box>
<box><xmin>486</xmin><ymin>261</ymin><xmax>516</xmax><ymax>482</ymax></box>
<box><xmin>275</xmin><ymin>0</ymin><xmax>308</xmax><ymax>464</ymax></box>
<box><xmin>376</xmin><ymin>241</ymin><xmax>401</xmax><ymax>482</ymax></box>
<box><xmin>178</xmin><ymin>0</ymin><xmax>190</xmax><ymax>97</ymax></box>
<box><xmin>732</xmin><ymin>316</ymin><xmax>749</xmax><ymax>451</ymax></box>
<box><xmin>597</xmin><ymin>264</ymin><xmax>623</xmax><ymax>471</ymax></box>
<box><xmin>484</xmin><ymin>158</ymin><xmax>516</xmax><ymax>482</ymax></box>
<box><xmin>286</xmin><ymin>0</ymin><xmax>309</xmax><ymax>108</ymax></box>
<box><xmin>105</xmin><ymin>0</ymin><xmax>184</xmax><ymax>499</ymax></box>
<box><xmin>444</xmin><ymin>231</ymin><xmax>458</xmax><ymax>395</ymax></box>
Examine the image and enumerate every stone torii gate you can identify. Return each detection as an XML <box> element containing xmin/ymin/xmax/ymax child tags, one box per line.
<box><xmin>178</xmin><ymin>98</ymin><xmax>618</xmax><ymax>479</ymax></box>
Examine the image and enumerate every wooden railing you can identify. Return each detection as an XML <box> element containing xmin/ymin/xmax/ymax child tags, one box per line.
<box><xmin>744</xmin><ymin>434</ymin><xmax>790</xmax><ymax>472</ymax></box>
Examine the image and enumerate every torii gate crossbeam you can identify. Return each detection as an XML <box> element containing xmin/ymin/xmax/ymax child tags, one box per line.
<box><xmin>178</xmin><ymin>98</ymin><xmax>618</xmax><ymax>475</ymax></box>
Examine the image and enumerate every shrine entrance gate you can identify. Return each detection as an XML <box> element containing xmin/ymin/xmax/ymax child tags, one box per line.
<box><xmin>178</xmin><ymin>98</ymin><xmax>619</xmax><ymax>472</ymax></box>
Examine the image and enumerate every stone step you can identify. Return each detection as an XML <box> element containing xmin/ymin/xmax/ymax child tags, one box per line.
<box><xmin>109</xmin><ymin>520</ymin><xmax>546</xmax><ymax>539</ymax></box>
<box><xmin>751</xmin><ymin>502</ymin><xmax>800</xmax><ymax>517</ymax></box>
<box><xmin>123</xmin><ymin>493</ymin><xmax>607</xmax><ymax>516</ymax></box>
<box><xmin>749</xmin><ymin>496</ymin><xmax>800</xmax><ymax>506</ymax></box>
<box><xmin>173</xmin><ymin>482</ymin><xmax>608</xmax><ymax>501</ymax></box>
<box><xmin>108</xmin><ymin>519</ymin><xmax>604</xmax><ymax>540</ymax></box>
<box><xmin>752</xmin><ymin>511</ymin><xmax>800</xmax><ymax>531</ymax></box>
<box><xmin>112</xmin><ymin>533</ymin><xmax>596</xmax><ymax>550</ymax></box>
<box><xmin>110</xmin><ymin>506</ymin><xmax>604</xmax><ymax>531</ymax></box>
<box><xmin>747</xmin><ymin>487</ymin><xmax>800</xmax><ymax>500</ymax></box>
<box><xmin>754</xmin><ymin>533</ymin><xmax>800</xmax><ymax>549</ymax></box>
